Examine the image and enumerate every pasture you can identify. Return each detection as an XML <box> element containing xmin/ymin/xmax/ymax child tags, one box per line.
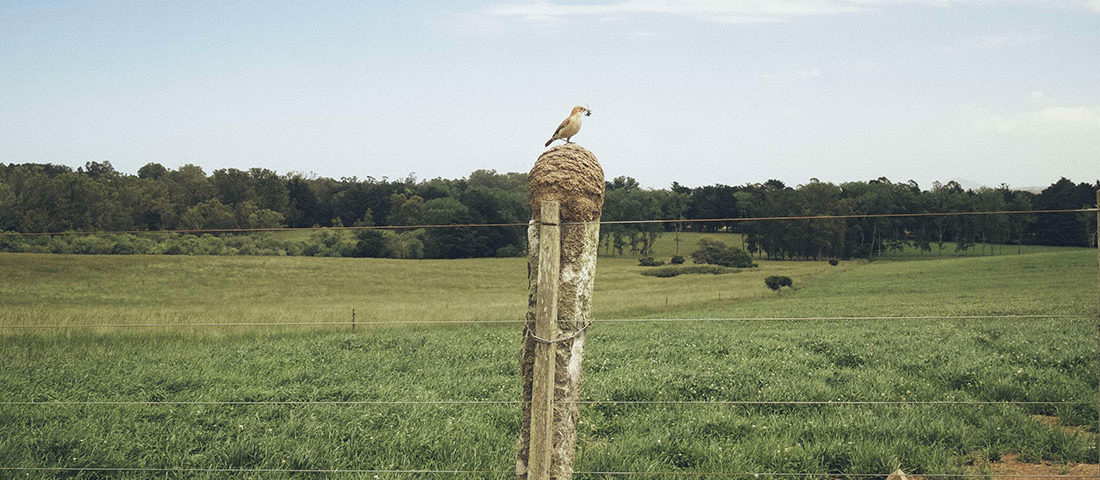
<box><xmin>0</xmin><ymin>248</ymin><xmax>1097</xmax><ymax>479</ymax></box>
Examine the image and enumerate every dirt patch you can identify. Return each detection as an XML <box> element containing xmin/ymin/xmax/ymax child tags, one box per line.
<box><xmin>902</xmin><ymin>457</ymin><xmax>1099</xmax><ymax>480</ymax></box>
<box><xmin>978</xmin><ymin>454</ymin><xmax>1099</xmax><ymax>479</ymax></box>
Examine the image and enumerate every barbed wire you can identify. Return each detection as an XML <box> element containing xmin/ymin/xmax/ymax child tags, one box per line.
<box><xmin>2</xmin><ymin>207</ymin><xmax>1095</xmax><ymax>237</ymax></box>
<box><xmin>2</xmin><ymin>314</ymin><xmax>1092</xmax><ymax>330</ymax></box>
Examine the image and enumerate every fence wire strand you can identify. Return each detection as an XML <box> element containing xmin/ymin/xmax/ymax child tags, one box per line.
<box><xmin>0</xmin><ymin>467</ymin><xmax>1094</xmax><ymax>478</ymax></box>
<box><xmin>1</xmin><ymin>399</ymin><xmax>1088</xmax><ymax>406</ymax></box>
<box><xmin>3</xmin><ymin>207</ymin><xmax>1096</xmax><ymax>236</ymax></box>
<box><xmin>3</xmin><ymin>314</ymin><xmax>1092</xmax><ymax>330</ymax></box>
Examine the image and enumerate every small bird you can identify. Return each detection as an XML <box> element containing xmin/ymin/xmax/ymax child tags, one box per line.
<box><xmin>545</xmin><ymin>105</ymin><xmax>591</xmax><ymax>147</ymax></box>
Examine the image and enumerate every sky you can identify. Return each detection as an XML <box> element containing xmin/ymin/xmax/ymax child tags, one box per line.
<box><xmin>1</xmin><ymin>1</ymin><xmax>1098</xmax><ymax>190</ymax></box>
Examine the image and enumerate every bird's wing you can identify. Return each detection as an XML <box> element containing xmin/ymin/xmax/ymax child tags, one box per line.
<box><xmin>551</xmin><ymin>116</ymin><xmax>571</xmax><ymax>138</ymax></box>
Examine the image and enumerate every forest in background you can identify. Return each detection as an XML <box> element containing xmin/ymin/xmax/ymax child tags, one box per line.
<box><xmin>0</xmin><ymin>161</ymin><xmax>1096</xmax><ymax>259</ymax></box>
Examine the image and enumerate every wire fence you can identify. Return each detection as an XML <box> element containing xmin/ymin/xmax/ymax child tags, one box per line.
<box><xmin>0</xmin><ymin>207</ymin><xmax>1096</xmax><ymax>236</ymax></box>
<box><xmin>2</xmin><ymin>314</ymin><xmax>1092</xmax><ymax>330</ymax></box>
<box><xmin>2</xmin><ymin>206</ymin><xmax>1098</xmax><ymax>477</ymax></box>
<box><xmin>0</xmin><ymin>467</ymin><xmax>1095</xmax><ymax>478</ymax></box>
<box><xmin>1</xmin><ymin>400</ymin><xmax>1088</xmax><ymax>406</ymax></box>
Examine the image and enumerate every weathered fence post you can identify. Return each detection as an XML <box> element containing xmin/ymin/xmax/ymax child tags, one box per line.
<box><xmin>517</xmin><ymin>144</ymin><xmax>604</xmax><ymax>480</ymax></box>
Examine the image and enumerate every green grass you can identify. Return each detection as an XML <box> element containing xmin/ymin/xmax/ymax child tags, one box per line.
<box><xmin>0</xmin><ymin>249</ymin><xmax>1097</xmax><ymax>478</ymax></box>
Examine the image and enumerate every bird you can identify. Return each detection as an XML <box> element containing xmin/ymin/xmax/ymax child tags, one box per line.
<box><xmin>545</xmin><ymin>106</ymin><xmax>591</xmax><ymax>147</ymax></box>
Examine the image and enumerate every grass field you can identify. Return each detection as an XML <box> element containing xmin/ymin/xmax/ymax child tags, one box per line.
<box><xmin>0</xmin><ymin>248</ymin><xmax>1097</xmax><ymax>479</ymax></box>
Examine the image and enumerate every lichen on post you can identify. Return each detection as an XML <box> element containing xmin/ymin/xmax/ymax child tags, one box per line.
<box><xmin>517</xmin><ymin>143</ymin><xmax>604</xmax><ymax>480</ymax></box>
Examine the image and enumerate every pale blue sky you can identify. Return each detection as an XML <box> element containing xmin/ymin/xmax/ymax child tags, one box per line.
<box><xmin>1</xmin><ymin>1</ymin><xmax>1097</xmax><ymax>189</ymax></box>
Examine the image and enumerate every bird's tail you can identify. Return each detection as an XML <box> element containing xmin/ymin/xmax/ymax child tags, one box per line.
<box><xmin>544</xmin><ymin>139</ymin><xmax>553</xmax><ymax>147</ymax></box>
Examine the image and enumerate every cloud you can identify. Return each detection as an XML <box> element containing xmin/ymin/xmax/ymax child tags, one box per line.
<box><xmin>479</xmin><ymin>1</ymin><xmax>1100</xmax><ymax>24</ymax></box>
<box><xmin>976</xmin><ymin>105</ymin><xmax>1100</xmax><ymax>134</ymax></box>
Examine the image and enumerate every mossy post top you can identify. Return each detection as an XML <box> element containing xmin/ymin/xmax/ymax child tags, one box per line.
<box><xmin>529</xmin><ymin>144</ymin><xmax>604</xmax><ymax>222</ymax></box>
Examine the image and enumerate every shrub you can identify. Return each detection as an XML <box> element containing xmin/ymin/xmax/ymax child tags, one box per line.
<box><xmin>641</xmin><ymin>265</ymin><xmax>739</xmax><ymax>278</ymax></box>
<box><xmin>0</xmin><ymin>234</ymin><xmax>27</xmax><ymax>253</ymax></box>
<box><xmin>638</xmin><ymin>257</ymin><xmax>664</xmax><ymax>267</ymax></box>
<box><xmin>764</xmin><ymin>275</ymin><xmax>793</xmax><ymax>291</ymax></box>
<box><xmin>70</xmin><ymin>236</ymin><xmax>113</xmax><ymax>255</ymax></box>
<box><xmin>690</xmin><ymin>238</ymin><xmax>752</xmax><ymax>268</ymax></box>
<box><xmin>352</xmin><ymin>230</ymin><xmax>386</xmax><ymax>258</ymax></box>
<box><xmin>196</xmin><ymin>234</ymin><xmax>226</xmax><ymax>255</ymax></box>
<box><xmin>382</xmin><ymin>230</ymin><xmax>425</xmax><ymax>259</ymax></box>
<box><xmin>48</xmin><ymin>237</ymin><xmax>73</xmax><ymax>254</ymax></box>
<box><xmin>828</xmin><ymin>258</ymin><xmax>839</xmax><ymax>266</ymax></box>
<box><xmin>111</xmin><ymin>238</ymin><xmax>138</xmax><ymax>254</ymax></box>
<box><xmin>670</xmin><ymin>255</ymin><xmax>684</xmax><ymax>264</ymax></box>
<box><xmin>299</xmin><ymin>242</ymin><xmax>321</xmax><ymax>256</ymax></box>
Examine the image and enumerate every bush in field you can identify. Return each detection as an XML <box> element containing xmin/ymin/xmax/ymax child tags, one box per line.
<box><xmin>765</xmin><ymin>275</ymin><xmax>793</xmax><ymax>291</ymax></box>
<box><xmin>251</xmin><ymin>233</ymin><xmax>288</xmax><ymax>256</ymax></box>
<box><xmin>177</xmin><ymin>236</ymin><xmax>203</xmax><ymax>255</ymax></box>
<box><xmin>641</xmin><ymin>265</ymin><xmax>739</xmax><ymax>278</ymax></box>
<box><xmin>383</xmin><ymin>230</ymin><xmax>425</xmax><ymax>259</ymax></box>
<box><xmin>299</xmin><ymin>241</ymin><xmax>321</xmax><ymax>256</ymax></box>
<box><xmin>670</xmin><ymin>255</ymin><xmax>684</xmax><ymax>264</ymax></box>
<box><xmin>110</xmin><ymin>236</ymin><xmax>139</xmax><ymax>254</ymax></box>
<box><xmin>71</xmin><ymin>236</ymin><xmax>113</xmax><ymax>255</ymax></box>
<box><xmin>0</xmin><ymin>234</ymin><xmax>26</xmax><ymax>252</ymax></box>
<box><xmin>47</xmin><ymin>236</ymin><xmax>72</xmax><ymax>254</ymax></box>
<box><xmin>638</xmin><ymin>257</ymin><xmax>664</xmax><ymax>267</ymax></box>
<box><xmin>691</xmin><ymin>238</ymin><xmax>752</xmax><ymax>268</ymax></box>
<box><xmin>197</xmin><ymin>234</ymin><xmax>226</xmax><ymax>255</ymax></box>
<box><xmin>352</xmin><ymin>230</ymin><xmax>385</xmax><ymax>258</ymax></box>
<box><xmin>307</xmin><ymin>229</ymin><xmax>354</xmax><ymax>257</ymax></box>
<box><xmin>828</xmin><ymin>258</ymin><xmax>839</xmax><ymax>266</ymax></box>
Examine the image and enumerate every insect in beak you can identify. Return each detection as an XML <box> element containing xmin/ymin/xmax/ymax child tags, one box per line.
<box><xmin>584</xmin><ymin>104</ymin><xmax>592</xmax><ymax>117</ymax></box>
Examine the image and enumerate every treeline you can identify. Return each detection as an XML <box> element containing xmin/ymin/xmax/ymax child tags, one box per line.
<box><xmin>0</xmin><ymin>162</ymin><xmax>1095</xmax><ymax>259</ymax></box>
<box><xmin>0</xmin><ymin>162</ymin><xmax>528</xmax><ymax>258</ymax></box>
<box><xmin>599</xmin><ymin>176</ymin><xmax>1097</xmax><ymax>259</ymax></box>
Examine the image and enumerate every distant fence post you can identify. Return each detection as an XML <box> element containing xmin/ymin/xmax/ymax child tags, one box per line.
<box><xmin>518</xmin><ymin>144</ymin><xmax>604</xmax><ymax>480</ymax></box>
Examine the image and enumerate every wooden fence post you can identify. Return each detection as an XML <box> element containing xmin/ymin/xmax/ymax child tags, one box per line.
<box><xmin>528</xmin><ymin>201</ymin><xmax>560</xmax><ymax>480</ymax></box>
<box><xmin>517</xmin><ymin>144</ymin><xmax>604</xmax><ymax>480</ymax></box>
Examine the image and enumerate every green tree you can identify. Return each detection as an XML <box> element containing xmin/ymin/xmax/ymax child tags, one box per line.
<box><xmin>181</xmin><ymin>199</ymin><xmax>237</xmax><ymax>230</ymax></box>
<box><xmin>691</xmin><ymin>238</ymin><xmax>752</xmax><ymax>268</ymax></box>
<box><xmin>137</xmin><ymin>163</ymin><xmax>168</xmax><ymax>179</ymax></box>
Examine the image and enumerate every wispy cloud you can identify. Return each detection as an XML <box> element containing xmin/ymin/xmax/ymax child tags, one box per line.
<box><xmin>478</xmin><ymin>1</ymin><xmax>1100</xmax><ymax>24</ymax></box>
<box><xmin>976</xmin><ymin>105</ymin><xmax>1100</xmax><ymax>134</ymax></box>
